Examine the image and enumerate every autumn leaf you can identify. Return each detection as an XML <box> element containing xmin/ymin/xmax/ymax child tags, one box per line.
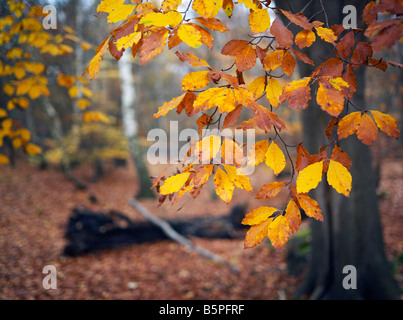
<box><xmin>175</xmin><ymin>51</ymin><xmax>211</xmax><ymax>68</ymax></box>
<box><xmin>193</xmin><ymin>0</ymin><xmax>223</xmax><ymax>18</ymax></box>
<box><xmin>356</xmin><ymin>112</ymin><xmax>378</xmax><ymax>145</ymax></box>
<box><xmin>213</xmin><ymin>167</ymin><xmax>235</xmax><ymax>204</ymax></box>
<box><xmin>370</xmin><ymin>110</ymin><xmax>400</xmax><ymax>139</ymax></box>
<box><xmin>194</xmin><ymin>135</ymin><xmax>222</xmax><ymax>163</ymax></box>
<box><xmin>244</xmin><ymin>218</ymin><xmax>272</xmax><ymax>249</ymax></box>
<box><xmin>194</xmin><ymin>17</ymin><xmax>229</xmax><ymax>32</ymax></box>
<box><xmin>295</xmin><ymin>29</ymin><xmax>316</xmax><ymax>48</ymax></box>
<box><xmin>247</xmin><ymin>140</ymin><xmax>268</xmax><ymax>166</ymax></box>
<box><xmin>221</xmin><ymin>138</ymin><xmax>244</xmax><ymax>167</ymax></box>
<box><xmin>194</xmin><ymin>87</ymin><xmax>236</xmax><ymax>113</ymax></box>
<box><xmin>249</xmin><ymin>9</ymin><xmax>270</xmax><ymax>34</ymax></box>
<box><xmin>270</xmin><ymin>18</ymin><xmax>293</xmax><ymax>49</ymax></box>
<box><xmin>57</xmin><ymin>73</ymin><xmax>75</xmax><ymax>88</ymax></box>
<box><xmin>153</xmin><ymin>93</ymin><xmax>186</xmax><ymax>118</ymax></box>
<box><xmin>178</xmin><ymin>24</ymin><xmax>202</xmax><ymax>48</ymax></box>
<box><xmin>265</xmin><ymin>141</ymin><xmax>286</xmax><ymax>176</ymax></box>
<box><xmin>25</xmin><ymin>142</ymin><xmax>42</xmax><ymax>156</ymax></box>
<box><xmin>327</xmin><ymin>159</ymin><xmax>352</xmax><ymax>197</ymax></box>
<box><xmin>84</xmin><ymin>36</ymin><xmax>110</xmax><ymax>80</ymax></box>
<box><xmin>181</xmin><ymin>71</ymin><xmax>210</xmax><ymax>91</ymax></box>
<box><xmin>222</xmin><ymin>104</ymin><xmax>242</xmax><ymax>129</ymax></box>
<box><xmin>285</xmin><ymin>200</ymin><xmax>301</xmax><ymax>234</ymax></box>
<box><xmin>295</xmin><ymin>193</ymin><xmax>323</xmax><ymax>221</ymax></box>
<box><xmin>296</xmin><ymin>160</ymin><xmax>324</xmax><ymax>194</ymax></box>
<box><xmin>160</xmin><ymin>172</ymin><xmax>191</xmax><ymax>195</ymax></box>
<box><xmin>280</xmin><ymin>77</ymin><xmax>311</xmax><ymax>110</ymax></box>
<box><xmin>281</xmin><ymin>10</ymin><xmax>322</xmax><ymax>30</ymax></box>
<box><xmin>0</xmin><ymin>154</ymin><xmax>9</xmax><ymax>165</ymax></box>
<box><xmin>315</xmin><ymin>26</ymin><xmax>337</xmax><ymax>44</ymax></box>
<box><xmin>268</xmin><ymin>215</ymin><xmax>290</xmax><ymax>249</ymax></box>
<box><xmin>337</xmin><ymin>111</ymin><xmax>361</xmax><ymax>140</ymax></box>
<box><xmin>255</xmin><ymin>181</ymin><xmax>285</xmax><ymax>200</ymax></box>
<box><xmin>263</xmin><ymin>50</ymin><xmax>284</xmax><ymax>71</ymax></box>
<box><xmin>266</xmin><ymin>78</ymin><xmax>282</xmax><ymax>109</ymax></box>
<box><xmin>330</xmin><ymin>145</ymin><xmax>351</xmax><ymax>170</ymax></box>
<box><xmin>247</xmin><ymin>76</ymin><xmax>266</xmax><ymax>99</ymax></box>
<box><xmin>140</xmin><ymin>29</ymin><xmax>169</xmax><ymax>65</ymax></box>
<box><xmin>242</xmin><ymin>206</ymin><xmax>278</xmax><ymax>225</ymax></box>
<box><xmin>316</xmin><ymin>78</ymin><xmax>345</xmax><ymax>117</ymax></box>
<box><xmin>282</xmin><ymin>51</ymin><xmax>296</xmax><ymax>77</ymax></box>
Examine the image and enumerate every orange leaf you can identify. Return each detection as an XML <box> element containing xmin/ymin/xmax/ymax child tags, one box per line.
<box><xmin>140</xmin><ymin>29</ymin><xmax>169</xmax><ymax>65</ymax></box>
<box><xmin>356</xmin><ymin>112</ymin><xmax>378</xmax><ymax>145</ymax></box>
<box><xmin>270</xmin><ymin>18</ymin><xmax>293</xmax><ymax>49</ymax></box>
<box><xmin>247</xmin><ymin>140</ymin><xmax>268</xmax><ymax>166</ymax></box>
<box><xmin>370</xmin><ymin>110</ymin><xmax>400</xmax><ymax>139</ymax></box>
<box><xmin>222</xmin><ymin>104</ymin><xmax>242</xmax><ymax>129</ymax></box>
<box><xmin>244</xmin><ymin>218</ymin><xmax>272</xmax><ymax>249</ymax></box>
<box><xmin>263</xmin><ymin>50</ymin><xmax>284</xmax><ymax>71</ymax></box>
<box><xmin>268</xmin><ymin>215</ymin><xmax>290</xmax><ymax>249</ymax></box>
<box><xmin>316</xmin><ymin>78</ymin><xmax>345</xmax><ymax>117</ymax></box>
<box><xmin>281</xmin><ymin>10</ymin><xmax>322</xmax><ymax>30</ymax></box>
<box><xmin>285</xmin><ymin>200</ymin><xmax>301</xmax><ymax>234</ymax></box>
<box><xmin>252</xmin><ymin>104</ymin><xmax>285</xmax><ymax>132</ymax></box>
<box><xmin>295</xmin><ymin>194</ymin><xmax>323</xmax><ymax>221</ymax></box>
<box><xmin>337</xmin><ymin>111</ymin><xmax>361</xmax><ymax>140</ymax></box>
<box><xmin>282</xmin><ymin>51</ymin><xmax>296</xmax><ymax>77</ymax></box>
<box><xmin>295</xmin><ymin>29</ymin><xmax>316</xmax><ymax>48</ymax></box>
<box><xmin>330</xmin><ymin>145</ymin><xmax>351</xmax><ymax>170</ymax></box>
<box><xmin>280</xmin><ymin>77</ymin><xmax>311</xmax><ymax>110</ymax></box>
<box><xmin>175</xmin><ymin>51</ymin><xmax>211</xmax><ymax>68</ymax></box>
<box><xmin>153</xmin><ymin>93</ymin><xmax>186</xmax><ymax>118</ymax></box>
<box><xmin>255</xmin><ymin>181</ymin><xmax>285</xmax><ymax>200</ymax></box>
<box><xmin>221</xmin><ymin>138</ymin><xmax>244</xmax><ymax>167</ymax></box>
<box><xmin>194</xmin><ymin>17</ymin><xmax>229</xmax><ymax>32</ymax></box>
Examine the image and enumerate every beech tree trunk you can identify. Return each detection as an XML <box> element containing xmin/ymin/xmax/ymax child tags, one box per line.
<box><xmin>277</xmin><ymin>0</ymin><xmax>400</xmax><ymax>299</ymax></box>
<box><xmin>118</xmin><ymin>53</ymin><xmax>154</xmax><ymax>198</ymax></box>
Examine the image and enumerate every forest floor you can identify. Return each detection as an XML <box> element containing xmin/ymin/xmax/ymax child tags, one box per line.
<box><xmin>0</xmin><ymin>144</ymin><xmax>402</xmax><ymax>300</ymax></box>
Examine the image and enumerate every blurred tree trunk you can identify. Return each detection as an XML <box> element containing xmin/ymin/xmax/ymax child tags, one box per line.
<box><xmin>118</xmin><ymin>53</ymin><xmax>154</xmax><ymax>199</ymax></box>
<box><xmin>277</xmin><ymin>0</ymin><xmax>400</xmax><ymax>299</ymax></box>
<box><xmin>43</xmin><ymin>98</ymin><xmax>86</xmax><ymax>190</ymax></box>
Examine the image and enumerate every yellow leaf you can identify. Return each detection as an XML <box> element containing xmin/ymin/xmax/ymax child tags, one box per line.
<box><xmin>238</xmin><ymin>0</ymin><xmax>258</xmax><ymax>11</ymax></box>
<box><xmin>181</xmin><ymin>71</ymin><xmax>210</xmax><ymax>91</ymax></box>
<box><xmin>0</xmin><ymin>154</ymin><xmax>9</xmax><ymax>165</ymax></box>
<box><xmin>18</xmin><ymin>97</ymin><xmax>29</xmax><ymax>109</ymax></box>
<box><xmin>81</xmin><ymin>87</ymin><xmax>92</xmax><ymax>98</ymax></box>
<box><xmin>24</xmin><ymin>62</ymin><xmax>45</xmax><ymax>74</ymax></box>
<box><xmin>153</xmin><ymin>93</ymin><xmax>186</xmax><ymax>118</ymax></box>
<box><xmin>77</xmin><ymin>98</ymin><xmax>91</xmax><ymax>110</ymax></box>
<box><xmin>285</xmin><ymin>200</ymin><xmax>301</xmax><ymax>234</ymax></box>
<box><xmin>213</xmin><ymin>167</ymin><xmax>235</xmax><ymax>203</ymax></box>
<box><xmin>315</xmin><ymin>26</ymin><xmax>337</xmax><ymax>44</ymax></box>
<box><xmin>84</xmin><ymin>37</ymin><xmax>110</xmax><ymax>80</ymax></box>
<box><xmin>4</xmin><ymin>83</ymin><xmax>15</xmax><ymax>96</ymax></box>
<box><xmin>242</xmin><ymin>206</ymin><xmax>278</xmax><ymax>225</ymax></box>
<box><xmin>295</xmin><ymin>29</ymin><xmax>316</xmax><ymax>49</ymax></box>
<box><xmin>295</xmin><ymin>193</ymin><xmax>323</xmax><ymax>221</ymax></box>
<box><xmin>249</xmin><ymin>9</ymin><xmax>270</xmax><ymax>34</ymax></box>
<box><xmin>160</xmin><ymin>172</ymin><xmax>191</xmax><ymax>195</ymax></box>
<box><xmin>12</xmin><ymin>137</ymin><xmax>22</xmax><ymax>149</ymax></box>
<box><xmin>248</xmin><ymin>76</ymin><xmax>266</xmax><ymax>99</ymax></box>
<box><xmin>296</xmin><ymin>160</ymin><xmax>324</xmax><ymax>194</ymax></box>
<box><xmin>255</xmin><ymin>181</ymin><xmax>284</xmax><ymax>200</ymax></box>
<box><xmin>25</xmin><ymin>143</ymin><xmax>42</xmax><ymax>156</ymax></box>
<box><xmin>116</xmin><ymin>31</ymin><xmax>141</xmax><ymax>51</ymax></box>
<box><xmin>178</xmin><ymin>24</ymin><xmax>202</xmax><ymax>49</ymax></box>
<box><xmin>0</xmin><ymin>109</ymin><xmax>7</xmax><ymax>117</ymax></box>
<box><xmin>194</xmin><ymin>135</ymin><xmax>221</xmax><ymax>163</ymax></box>
<box><xmin>247</xmin><ymin>140</ymin><xmax>268</xmax><ymax>166</ymax></box>
<box><xmin>244</xmin><ymin>218</ymin><xmax>272</xmax><ymax>249</ymax></box>
<box><xmin>267</xmin><ymin>215</ymin><xmax>290</xmax><ymax>249</ymax></box>
<box><xmin>140</xmin><ymin>11</ymin><xmax>182</xmax><ymax>28</ymax></box>
<box><xmin>327</xmin><ymin>160</ymin><xmax>352</xmax><ymax>197</ymax></box>
<box><xmin>192</xmin><ymin>0</ymin><xmax>223</xmax><ymax>19</ymax></box>
<box><xmin>14</xmin><ymin>65</ymin><xmax>26</xmax><ymax>79</ymax></box>
<box><xmin>266</xmin><ymin>78</ymin><xmax>282</xmax><ymax>109</ymax></box>
<box><xmin>18</xmin><ymin>128</ymin><xmax>31</xmax><ymax>142</ymax></box>
<box><xmin>57</xmin><ymin>73</ymin><xmax>75</xmax><ymax>88</ymax></box>
<box><xmin>194</xmin><ymin>87</ymin><xmax>236</xmax><ymax>113</ymax></box>
<box><xmin>265</xmin><ymin>141</ymin><xmax>286</xmax><ymax>175</ymax></box>
<box><xmin>221</xmin><ymin>138</ymin><xmax>244</xmax><ymax>167</ymax></box>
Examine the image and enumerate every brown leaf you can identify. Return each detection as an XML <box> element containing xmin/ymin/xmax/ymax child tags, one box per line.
<box><xmin>337</xmin><ymin>111</ymin><xmax>361</xmax><ymax>140</ymax></box>
<box><xmin>330</xmin><ymin>144</ymin><xmax>352</xmax><ymax>170</ymax></box>
<box><xmin>140</xmin><ymin>29</ymin><xmax>169</xmax><ymax>65</ymax></box>
<box><xmin>295</xmin><ymin>194</ymin><xmax>323</xmax><ymax>221</ymax></box>
<box><xmin>356</xmin><ymin>112</ymin><xmax>378</xmax><ymax>145</ymax></box>
<box><xmin>270</xmin><ymin>18</ymin><xmax>293</xmax><ymax>49</ymax></box>
<box><xmin>255</xmin><ymin>181</ymin><xmax>285</xmax><ymax>200</ymax></box>
<box><xmin>285</xmin><ymin>200</ymin><xmax>301</xmax><ymax>234</ymax></box>
<box><xmin>222</xmin><ymin>104</ymin><xmax>242</xmax><ymax>129</ymax></box>
<box><xmin>282</xmin><ymin>51</ymin><xmax>296</xmax><ymax>77</ymax></box>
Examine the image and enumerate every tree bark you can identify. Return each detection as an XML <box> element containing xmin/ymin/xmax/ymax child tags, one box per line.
<box><xmin>118</xmin><ymin>53</ymin><xmax>154</xmax><ymax>198</ymax></box>
<box><xmin>276</xmin><ymin>0</ymin><xmax>400</xmax><ymax>299</ymax></box>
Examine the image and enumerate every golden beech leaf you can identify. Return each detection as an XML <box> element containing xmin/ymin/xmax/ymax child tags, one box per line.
<box><xmin>213</xmin><ymin>167</ymin><xmax>235</xmax><ymax>204</ymax></box>
<box><xmin>115</xmin><ymin>31</ymin><xmax>142</xmax><ymax>51</ymax></box>
<box><xmin>266</xmin><ymin>77</ymin><xmax>282</xmax><ymax>109</ymax></box>
<box><xmin>68</xmin><ymin>86</ymin><xmax>79</xmax><ymax>98</ymax></box>
<box><xmin>370</xmin><ymin>110</ymin><xmax>400</xmax><ymax>139</ymax></box>
<box><xmin>244</xmin><ymin>218</ymin><xmax>272</xmax><ymax>249</ymax></box>
<box><xmin>84</xmin><ymin>37</ymin><xmax>110</xmax><ymax>80</ymax></box>
<box><xmin>285</xmin><ymin>200</ymin><xmax>301</xmax><ymax>234</ymax></box>
<box><xmin>327</xmin><ymin>160</ymin><xmax>352</xmax><ymax>197</ymax></box>
<box><xmin>57</xmin><ymin>73</ymin><xmax>75</xmax><ymax>88</ymax></box>
<box><xmin>247</xmin><ymin>140</ymin><xmax>268</xmax><ymax>166</ymax></box>
<box><xmin>140</xmin><ymin>12</ymin><xmax>182</xmax><ymax>28</ymax></box>
<box><xmin>247</xmin><ymin>76</ymin><xmax>266</xmax><ymax>99</ymax></box>
<box><xmin>175</xmin><ymin>51</ymin><xmax>211</xmax><ymax>68</ymax></box>
<box><xmin>242</xmin><ymin>206</ymin><xmax>278</xmax><ymax>225</ymax></box>
<box><xmin>178</xmin><ymin>24</ymin><xmax>202</xmax><ymax>48</ymax></box>
<box><xmin>192</xmin><ymin>0</ymin><xmax>223</xmax><ymax>18</ymax></box>
<box><xmin>268</xmin><ymin>215</ymin><xmax>290</xmax><ymax>249</ymax></box>
<box><xmin>330</xmin><ymin>145</ymin><xmax>351</xmax><ymax>170</ymax></box>
<box><xmin>0</xmin><ymin>109</ymin><xmax>7</xmax><ymax>118</ymax></box>
<box><xmin>221</xmin><ymin>138</ymin><xmax>244</xmax><ymax>167</ymax></box>
<box><xmin>295</xmin><ymin>193</ymin><xmax>323</xmax><ymax>221</ymax></box>
<box><xmin>140</xmin><ymin>29</ymin><xmax>169</xmax><ymax>65</ymax></box>
<box><xmin>249</xmin><ymin>9</ymin><xmax>271</xmax><ymax>34</ymax></box>
<box><xmin>77</xmin><ymin>98</ymin><xmax>91</xmax><ymax>110</ymax></box>
<box><xmin>194</xmin><ymin>135</ymin><xmax>222</xmax><ymax>163</ymax></box>
<box><xmin>194</xmin><ymin>17</ymin><xmax>230</xmax><ymax>32</ymax></box>
<box><xmin>316</xmin><ymin>79</ymin><xmax>345</xmax><ymax>117</ymax></box>
<box><xmin>153</xmin><ymin>93</ymin><xmax>186</xmax><ymax>118</ymax></box>
<box><xmin>181</xmin><ymin>71</ymin><xmax>210</xmax><ymax>91</ymax></box>
<box><xmin>194</xmin><ymin>87</ymin><xmax>236</xmax><ymax>113</ymax></box>
<box><xmin>234</xmin><ymin>171</ymin><xmax>253</xmax><ymax>191</ymax></box>
<box><xmin>263</xmin><ymin>50</ymin><xmax>284</xmax><ymax>71</ymax></box>
<box><xmin>255</xmin><ymin>181</ymin><xmax>285</xmax><ymax>200</ymax></box>
<box><xmin>315</xmin><ymin>26</ymin><xmax>337</xmax><ymax>44</ymax></box>
<box><xmin>295</xmin><ymin>29</ymin><xmax>316</xmax><ymax>48</ymax></box>
<box><xmin>337</xmin><ymin>111</ymin><xmax>361</xmax><ymax>140</ymax></box>
<box><xmin>192</xmin><ymin>164</ymin><xmax>214</xmax><ymax>187</ymax></box>
<box><xmin>160</xmin><ymin>172</ymin><xmax>191</xmax><ymax>195</ymax></box>
<box><xmin>356</xmin><ymin>112</ymin><xmax>378</xmax><ymax>145</ymax></box>
<box><xmin>296</xmin><ymin>160</ymin><xmax>324</xmax><ymax>194</ymax></box>
<box><xmin>265</xmin><ymin>141</ymin><xmax>286</xmax><ymax>176</ymax></box>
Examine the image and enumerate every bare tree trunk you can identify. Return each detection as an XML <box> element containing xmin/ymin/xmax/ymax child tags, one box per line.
<box><xmin>118</xmin><ymin>53</ymin><xmax>154</xmax><ymax>198</ymax></box>
<box><xmin>276</xmin><ymin>0</ymin><xmax>400</xmax><ymax>299</ymax></box>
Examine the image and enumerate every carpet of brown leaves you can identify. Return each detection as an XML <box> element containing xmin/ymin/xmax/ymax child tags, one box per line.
<box><xmin>0</xmin><ymin>145</ymin><xmax>402</xmax><ymax>299</ymax></box>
